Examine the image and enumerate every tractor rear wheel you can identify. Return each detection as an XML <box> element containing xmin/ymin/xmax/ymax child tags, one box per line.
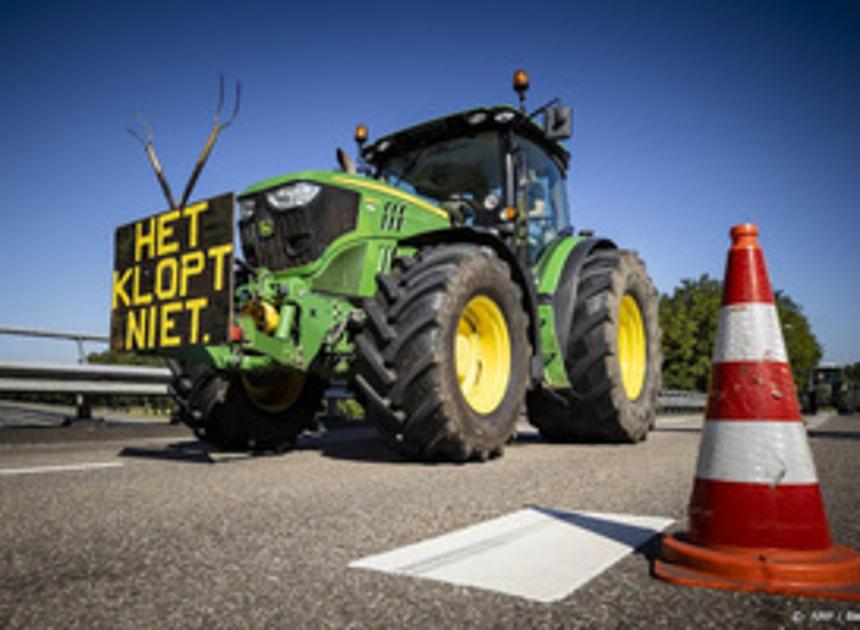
<box><xmin>354</xmin><ymin>245</ymin><xmax>530</xmax><ymax>462</ymax></box>
<box><xmin>529</xmin><ymin>249</ymin><xmax>661</xmax><ymax>442</ymax></box>
<box><xmin>173</xmin><ymin>363</ymin><xmax>325</xmax><ymax>451</ymax></box>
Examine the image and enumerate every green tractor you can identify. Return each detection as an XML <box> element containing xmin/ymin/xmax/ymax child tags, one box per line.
<box><xmin>800</xmin><ymin>365</ymin><xmax>857</xmax><ymax>415</ymax></box>
<box><xmin>111</xmin><ymin>70</ymin><xmax>662</xmax><ymax>461</ymax></box>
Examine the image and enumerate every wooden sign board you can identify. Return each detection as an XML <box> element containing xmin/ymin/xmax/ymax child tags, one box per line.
<box><xmin>110</xmin><ymin>193</ymin><xmax>235</xmax><ymax>352</ymax></box>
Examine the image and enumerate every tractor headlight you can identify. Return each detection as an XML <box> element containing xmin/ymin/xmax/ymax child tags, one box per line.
<box><xmin>266</xmin><ymin>182</ymin><xmax>321</xmax><ymax>210</ymax></box>
<box><xmin>239</xmin><ymin>198</ymin><xmax>256</xmax><ymax>220</ymax></box>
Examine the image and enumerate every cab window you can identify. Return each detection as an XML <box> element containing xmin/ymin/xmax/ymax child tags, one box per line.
<box><xmin>377</xmin><ymin>131</ymin><xmax>504</xmax><ymax>215</ymax></box>
<box><xmin>513</xmin><ymin>135</ymin><xmax>571</xmax><ymax>261</ymax></box>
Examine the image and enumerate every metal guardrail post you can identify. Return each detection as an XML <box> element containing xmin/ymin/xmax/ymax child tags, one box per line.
<box><xmin>73</xmin><ymin>394</ymin><xmax>93</xmax><ymax>422</ymax></box>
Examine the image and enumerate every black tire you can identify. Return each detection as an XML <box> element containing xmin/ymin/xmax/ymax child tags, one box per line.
<box><xmin>807</xmin><ymin>391</ymin><xmax>819</xmax><ymax>416</ymax></box>
<box><xmin>172</xmin><ymin>362</ymin><xmax>325</xmax><ymax>451</ymax></box>
<box><xmin>837</xmin><ymin>391</ymin><xmax>854</xmax><ymax>415</ymax></box>
<box><xmin>528</xmin><ymin>249</ymin><xmax>662</xmax><ymax>442</ymax></box>
<box><xmin>354</xmin><ymin>245</ymin><xmax>530</xmax><ymax>462</ymax></box>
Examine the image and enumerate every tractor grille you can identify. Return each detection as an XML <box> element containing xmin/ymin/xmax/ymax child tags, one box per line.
<box><xmin>239</xmin><ymin>184</ymin><xmax>359</xmax><ymax>271</ymax></box>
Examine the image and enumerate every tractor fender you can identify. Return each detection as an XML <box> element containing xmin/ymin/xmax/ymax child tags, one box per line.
<box><xmin>538</xmin><ymin>236</ymin><xmax>617</xmax><ymax>356</ymax></box>
<box><xmin>400</xmin><ymin>227</ymin><xmax>544</xmax><ymax>382</ymax></box>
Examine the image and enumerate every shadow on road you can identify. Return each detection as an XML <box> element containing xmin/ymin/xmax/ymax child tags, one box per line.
<box><xmin>116</xmin><ymin>422</ymin><xmax>672</xmax><ymax>466</ymax></box>
<box><xmin>119</xmin><ymin>440</ymin><xmax>275</xmax><ymax>464</ymax></box>
<box><xmin>512</xmin><ymin>428</ymin><xmax>674</xmax><ymax>444</ymax></box>
<box><xmin>807</xmin><ymin>429</ymin><xmax>860</xmax><ymax>441</ymax></box>
<box><xmin>315</xmin><ymin>425</ymin><xmax>628</xmax><ymax>463</ymax></box>
<box><xmin>120</xmin><ymin>441</ymin><xmax>222</xmax><ymax>464</ymax></box>
<box><xmin>511</xmin><ymin>431</ymin><xmax>544</xmax><ymax>444</ymax></box>
<box><xmin>308</xmin><ymin>425</ymin><xmax>408</xmax><ymax>464</ymax></box>
<box><xmin>116</xmin><ymin>424</ymin><xmax>408</xmax><ymax>465</ymax></box>
<box><xmin>526</xmin><ymin>505</ymin><xmax>665</xmax><ymax>563</ymax></box>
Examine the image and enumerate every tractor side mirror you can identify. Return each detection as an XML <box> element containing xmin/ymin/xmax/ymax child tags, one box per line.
<box><xmin>545</xmin><ymin>105</ymin><xmax>572</xmax><ymax>140</ymax></box>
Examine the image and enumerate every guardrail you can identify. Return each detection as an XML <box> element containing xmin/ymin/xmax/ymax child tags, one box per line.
<box><xmin>658</xmin><ymin>389</ymin><xmax>707</xmax><ymax>412</ymax></box>
<box><xmin>0</xmin><ymin>326</ymin><xmax>170</xmax><ymax>420</ymax></box>
<box><xmin>0</xmin><ymin>361</ymin><xmax>171</xmax><ymax>394</ymax></box>
<box><xmin>0</xmin><ymin>361</ymin><xmax>172</xmax><ymax>421</ymax></box>
<box><xmin>0</xmin><ymin>362</ymin><xmax>706</xmax><ymax>423</ymax></box>
<box><xmin>2</xmin><ymin>324</ymin><xmax>707</xmax><ymax>423</ymax></box>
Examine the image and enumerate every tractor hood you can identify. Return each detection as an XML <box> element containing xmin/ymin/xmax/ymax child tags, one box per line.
<box><xmin>237</xmin><ymin>171</ymin><xmax>363</xmax><ymax>271</ymax></box>
<box><xmin>236</xmin><ymin>170</ymin><xmax>450</xmax><ymax>272</ymax></box>
<box><xmin>239</xmin><ymin>170</ymin><xmax>448</xmax><ymax>220</ymax></box>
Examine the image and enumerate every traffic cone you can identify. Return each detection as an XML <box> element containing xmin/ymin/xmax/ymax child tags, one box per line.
<box><xmin>653</xmin><ymin>223</ymin><xmax>860</xmax><ymax>601</ymax></box>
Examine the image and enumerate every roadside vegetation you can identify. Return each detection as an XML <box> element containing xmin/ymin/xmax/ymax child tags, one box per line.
<box><xmin>659</xmin><ymin>274</ymin><xmax>824</xmax><ymax>392</ymax></box>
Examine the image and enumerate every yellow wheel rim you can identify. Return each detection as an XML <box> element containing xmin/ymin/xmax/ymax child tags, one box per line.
<box><xmin>455</xmin><ymin>295</ymin><xmax>511</xmax><ymax>414</ymax></box>
<box><xmin>240</xmin><ymin>368</ymin><xmax>305</xmax><ymax>414</ymax></box>
<box><xmin>618</xmin><ymin>294</ymin><xmax>647</xmax><ymax>400</ymax></box>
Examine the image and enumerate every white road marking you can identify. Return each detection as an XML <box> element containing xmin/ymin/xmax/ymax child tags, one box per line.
<box><xmin>350</xmin><ymin>508</ymin><xmax>673</xmax><ymax>603</ymax></box>
<box><xmin>0</xmin><ymin>462</ymin><xmax>124</xmax><ymax>476</ymax></box>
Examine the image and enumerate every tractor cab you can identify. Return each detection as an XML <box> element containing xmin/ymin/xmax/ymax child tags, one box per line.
<box><xmin>361</xmin><ymin>104</ymin><xmax>572</xmax><ymax>262</ymax></box>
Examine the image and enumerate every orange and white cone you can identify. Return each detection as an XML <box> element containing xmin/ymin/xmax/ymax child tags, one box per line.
<box><xmin>653</xmin><ymin>223</ymin><xmax>860</xmax><ymax>601</ymax></box>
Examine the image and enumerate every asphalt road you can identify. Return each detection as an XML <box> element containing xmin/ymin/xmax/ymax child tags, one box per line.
<box><xmin>0</xmin><ymin>406</ymin><xmax>858</xmax><ymax>628</ymax></box>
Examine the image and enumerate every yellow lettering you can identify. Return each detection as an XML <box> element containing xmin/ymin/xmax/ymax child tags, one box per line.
<box><xmin>132</xmin><ymin>266</ymin><xmax>152</xmax><ymax>306</ymax></box>
<box><xmin>112</xmin><ymin>268</ymin><xmax>132</xmax><ymax>309</ymax></box>
<box><xmin>179</xmin><ymin>251</ymin><xmax>205</xmax><ymax>297</ymax></box>
<box><xmin>125</xmin><ymin>308</ymin><xmax>147</xmax><ymax>350</ymax></box>
<box><xmin>134</xmin><ymin>218</ymin><xmax>156</xmax><ymax>262</ymax></box>
<box><xmin>185</xmin><ymin>297</ymin><xmax>208</xmax><ymax>343</ymax></box>
<box><xmin>157</xmin><ymin>209</ymin><xmax>181</xmax><ymax>256</ymax></box>
<box><xmin>155</xmin><ymin>257</ymin><xmax>178</xmax><ymax>300</ymax></box>
<box><xmin>207</xmin><ymin>244</ymin><xmax>233</xmax><ymax>291</ymax></box>
<box><xmin>182</xmin><ymin>202</ymin><xmax>207</xmax><ymax>249</ymax></box>
<box><xmin>160</xmin><ymin>302</ymin><xmax>182</xmax><ymax>347</ymax></box>
<box><xmin>147</xmin><ymin>305</ymin><xmax>157</xmax><ymax>348</ymax></box>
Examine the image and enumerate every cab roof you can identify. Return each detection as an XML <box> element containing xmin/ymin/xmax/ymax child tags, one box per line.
<box><xmin>361</xmin><ymin>105</ymin><xmax>570</xmax><ymax>174</ymax></box>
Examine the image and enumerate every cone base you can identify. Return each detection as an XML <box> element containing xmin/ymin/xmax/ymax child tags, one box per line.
<box><xmin>654</xmin><ymin>533</ymin><xmax>860</xmax><ymax>602</ymax></box>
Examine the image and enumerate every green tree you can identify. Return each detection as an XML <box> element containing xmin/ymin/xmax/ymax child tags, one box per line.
<box><xmin>774</xmin><ymin>291</ymin><xmax>823</xmax><ymax>391</ymax></box>
<box><xmin>659</xmin><ymin>275</ymin><xmax>722</xmax><ymax>391</ymax></box>
<box><xmin>844</xmin><ymin>362</ymin><xmax>860</xmax><ymax>382</ymax></box>
<box><xmin>659</xmin><ymin>277</ymin><xmax>822</xmax><ymax>393</ymax></box>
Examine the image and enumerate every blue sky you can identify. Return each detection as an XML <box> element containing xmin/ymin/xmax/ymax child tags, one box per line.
<box><xmin>1</xmin><ymin>0</ymin><xmax>858</xmax><ymax>364</ymax></box>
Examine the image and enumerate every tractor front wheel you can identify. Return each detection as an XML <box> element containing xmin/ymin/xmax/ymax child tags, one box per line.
<box><xmin>355</xmin><ymin>245</ymin><xmax>530</xmax><ymax>462</ymax></box>
<box><xmin>173</xmin><ymin>363</ymin><xmax>325</xmax><ymax>451</ymax></box>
